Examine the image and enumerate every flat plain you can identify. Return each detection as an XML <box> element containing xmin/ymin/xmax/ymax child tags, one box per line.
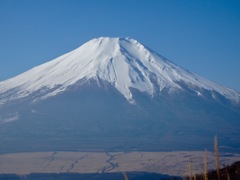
<box><xmin>0</xmin><ymin>151</ymin><xmax>239</xmax><ymax>176</ymax></box>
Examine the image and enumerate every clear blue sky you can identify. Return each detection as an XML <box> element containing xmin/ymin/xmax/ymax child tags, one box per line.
<box><xmin>0</xmin><ymin>0</ymin><xmax>240</xmax><ymax>91</ymax></box>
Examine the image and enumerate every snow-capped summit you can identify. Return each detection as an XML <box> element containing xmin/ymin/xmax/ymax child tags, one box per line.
<box><xmin>0</xmin><ymin>37</ymin><xmax>239</xmax><ymax>104</ymax></box>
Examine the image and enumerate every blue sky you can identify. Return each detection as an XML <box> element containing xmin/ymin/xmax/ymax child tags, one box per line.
<box><xmin>0</xmin><ymin>0</ymin><xmax>240</xmax><ymax>91</ymax></box>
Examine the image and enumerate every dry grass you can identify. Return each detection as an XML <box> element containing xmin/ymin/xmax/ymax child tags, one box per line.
<box><xmin>186</xmin><ymin>135</ymin><xmax>240</xmax><ymax>180</ymax></box>
<box><xmin>187</xmin><ymin>160</ymin><xmax>194</xmax><ymax>180</ymax></box>
<box><xmin>227</xmin><ymin>169</ymin><xmax>230</xmax><ymax>180</ymax></box>
<box><xmin>214</xmin><ymin>135</ymin><xmax>220</xmax><ymax>180</ymax></box>
<box><xmin>122</xmin><ymin>171</ymin><xmax>129</xmax><ymax>180</ymax></box>
<box><xmin>204</xmin><ymin>149</ymin><xmax>208</xmax><ymax>180</ymax></box>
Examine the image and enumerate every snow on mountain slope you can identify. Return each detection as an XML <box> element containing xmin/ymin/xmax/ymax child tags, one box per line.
<box><xmin>0</xmin><ymin>37</ymin><xmax>239</xmax><ymax>105</ymax></box>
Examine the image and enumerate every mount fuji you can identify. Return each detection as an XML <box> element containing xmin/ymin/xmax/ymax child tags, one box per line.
<box><xmin>0</xmin><ymin>37</ymin><xmax>240</xmax><ymax>153</ymax></box>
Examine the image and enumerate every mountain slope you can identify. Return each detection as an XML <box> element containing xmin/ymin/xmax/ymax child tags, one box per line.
<box><xmin>0</xmin><ymin>37</ymin><xmax>239</xmax><ymax>153</ymax></box>
<box><xmin>0</xmin><ymin>37</ymin><xmax>239</xmax><ymax>105</ymax></box>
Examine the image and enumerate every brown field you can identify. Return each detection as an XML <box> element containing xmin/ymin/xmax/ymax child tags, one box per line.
<box><xmin>0</xmin><ymin>151</ymin><xmax>239</xmax><ymax>176</ymax></box>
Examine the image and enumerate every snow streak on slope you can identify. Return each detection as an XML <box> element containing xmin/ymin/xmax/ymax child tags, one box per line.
<box><xmin>0</xmin><ymin>37</ymin><xmax>239</xmax><ymax>104</ymax></box>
